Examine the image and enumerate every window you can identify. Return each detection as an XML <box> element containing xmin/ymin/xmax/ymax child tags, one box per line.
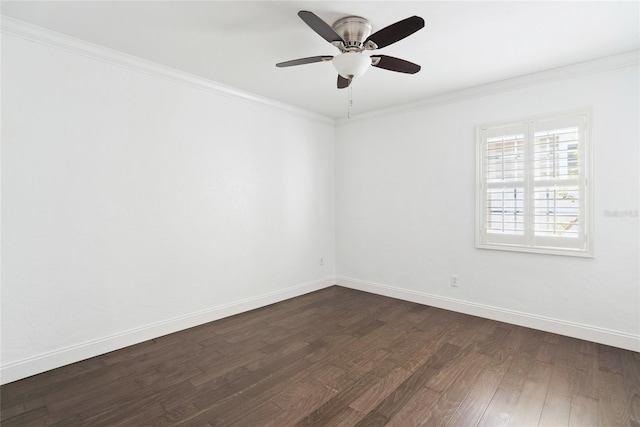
<box><xmin>476</xmin><ymin>110</ymin><xmax>592</xmax><ymax>257</ymax></box>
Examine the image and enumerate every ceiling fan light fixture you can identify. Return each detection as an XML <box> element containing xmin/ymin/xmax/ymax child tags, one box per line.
<box><xmin>332</xmin><ymin>52</ymin><xmax>370</xmax><ymax>79</ymax></box>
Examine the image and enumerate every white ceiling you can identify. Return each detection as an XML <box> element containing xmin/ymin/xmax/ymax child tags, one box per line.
<box><xmin>2</xmin><ymin>1</ymin><xmax>639</xmax><ymax>119</ymax></box>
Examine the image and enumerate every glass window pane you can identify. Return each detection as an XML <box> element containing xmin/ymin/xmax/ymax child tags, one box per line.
<box><xmin>533</xmin><ymin>186</ymin><xmax>580</xmax><ymax>237</ymax></box>
<box><xmin>533</xmin><ymin>127</ymin><xmax>580</xmax><ymax>181</ymax></box>
<box><xmin>486</xmin><ymin>135</ymin><xmax>524</xmax><ymax>183</ymax></box>
<box><xmin>486</xmin><ymin>187</ymin><xmax>524</xmax><ymax>235</ymax></box>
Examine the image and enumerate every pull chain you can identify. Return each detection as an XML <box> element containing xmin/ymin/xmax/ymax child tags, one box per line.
<box><xmin>347</xmin><ymin>82</ymin><xmax>353</xmax><ymax>119</ymax></box>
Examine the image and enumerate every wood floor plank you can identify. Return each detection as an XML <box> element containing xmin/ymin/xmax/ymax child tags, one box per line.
<box><xmin>153</xmin><ymin>401</ymin><xmax>200</xmax><ymax>426</ymax></box>
<box><xmin>507</xmin><ymin>361</ymin><xmax>553</xmax><ymax>427</ymax></box>
<box><xmin>1</xmin><ymin>286</ymin><xmax>637</xmax><ymax>427</ymax></box>
<box><xmin>295</xmin><ymin>372</ymin><xmax>381</xmax><ymax>426</ymax></box>
<box><xmin>211</xmin><ymin>339</ymin><xmax>354</xmax><ymax>426</ymax></box>
<box><xmin>498</xmin><ymin>352</ymin><xmax>534</xmax><ymax>393</ymax></box>
<box><xmin>266</xmin><ymin>382</ymin><xmax>339</xmax><ymax>426</ymax></box>
<box><xmin>227</xmin><ymin>402</ymin><xmax>283</xmax><ymax>427</ymax></box>
<box><xmin>354</xmin><ymin>342</ymin><xmax>462</xmax><ymax>424</ymax></box>
<box><xmin>599</xmin><ymin>370</ymin><xmax>631</xmax><ymax>427</ymax></box>
<box><xmin>548</xmin><ymin>362</ymin><xmax>575</xmax><ymax>399</ymax></box>
<box><xmin>384</xmin><ymin>387</ymin><xmax>440</xmax><ymax>427</ymax></box>
<box><xmin>44</xmin><ymin>373</ymin><xmax>144</xmax><ymax>414</ymax></box>
<box><xmin>426</xmin><ymin>338</ymin><xmax>491</xmax><ymax>393</ymax></box>
<box><xmin>0</xmin><ymin>403</ymin><xmax>26</xmax><ymax>422</ymax></box>
<box><xmin>417</xmin><ymin>353</ymin><xmax>494</xmax><ymax>426</ymax></box>
<box><xmin>538</xmin><ymin>393</ymin><xmax>571</xmax><ymax>427</ymax></box>
<box><xmin>111</xmin><ymin>403</ymin><xmax>166</xmax><ymax>426</ymax></box>
<box><xmin>349</xmin><ymin>366</ymin><xmax>413</xmax><ymax>413</ymax></box>
<box><xmin>620</xmin><ymin>349</ymin><xmax>640</xmax><ymax>424</ymax></box>
<box><xmin>0</xmin><ymin>405</ymin><xmax>48</xmax><ymax>427</ymax></box>
<box><xmin>569</xmin><ymin>394</ymin><xmax>599</xmax><ymax>427</ymax></box>
<box><xmin>59</xmin><ymin>369</ymin><xmax>196</xmax><ymax>426</ymax></box>
<box><xmin>187</xmin><ymin>350</ymin><xmax>265</xmax><ymax>387</ymax></box>
<box><xmin>477</xmin><ymin>387</ymin><xmax>521</xmax><ymax>427</ymax></box>
<box><xmin>1</xmin><ymin>356</ymin><xmax>108</xmax><ymax>400</ymax></box>
<box><xmin>0</xmin><ymin>360</ymin><xmax>125</xmax><ymax>411</ymax></box>
<box><xmin>535</xmin><ymin>342</ymin><xmax>558</xmax><ymax>365</ymax></box>
<box><xmin>445</xmin><ymin>347</ymin><xmax>514</xmax><ymax>426</ymax></box>
<box><xmin>329</xmin><ymin>407</ymin><xmax>368</xmax><ymax>427</ymax></box>
<box><xmin>598</xmin><ymin>344</ymin><xmax>623</xmax><ymax>374</ymax></box>
<box><xmin>574</xmin><ymin>351</ymin><xmax>600</xmax><ymax>400</ymax></box>
<box><xmin>180</xmin><ymin>356</ymin><xmax>314</xmax><ymax>426</ymax></box>
<box><xmin>476</xmin><ymin>326</ymin><xmax>512</xmax><ymax>358</ymax></box>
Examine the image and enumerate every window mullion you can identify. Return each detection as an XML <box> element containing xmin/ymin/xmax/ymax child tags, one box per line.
<box><xmin>525</xmin><ymin>122</ymin><xmax>534</xmax><ymax>247</ymax></box>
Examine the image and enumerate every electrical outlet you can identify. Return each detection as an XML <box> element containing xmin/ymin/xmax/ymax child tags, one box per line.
<box><xmin>320</xmin><ymin>257</ymin><xmax>324</xmax><ymax>266</ymax></box>
<box><xmin>450</xmin><ymin>275</ymin><xmax>459</xmax><ymax>287</ymax></box>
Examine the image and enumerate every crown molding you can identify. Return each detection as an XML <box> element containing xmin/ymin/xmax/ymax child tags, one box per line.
<box><xmin>336</xmin><ymin>49</ymin><xmax>640</xmax><ymax>126</ymax></box>
<box><xmin>2</xmin><ymin>15</ymin><xmax>638</xmax><ymax>132</ymax></box>
<box><xmin>0</xmin><ymin>15</ymin><xmax>335</xmax><ymax>126</ymax></box>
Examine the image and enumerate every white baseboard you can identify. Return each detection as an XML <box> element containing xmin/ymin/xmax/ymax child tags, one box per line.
<box><xmin>336</xmin><ymin>275</ymin><xmax>640</xmax><ymax>352</ymax></box>
<box><xmin>0</xmin><ymin>277</ymin><xmax>335</xmax><ymax>385</ymax></box>
<box><xmin>4</xmin><ymin>275</ymin><xmax>637</xmax><ymax>385</ymax></box>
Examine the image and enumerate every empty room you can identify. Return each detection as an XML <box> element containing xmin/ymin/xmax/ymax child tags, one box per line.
<box><xmin>1</xmin><ymin>1</ymin><xmax>639</xmax><ymax>426</ymax></box>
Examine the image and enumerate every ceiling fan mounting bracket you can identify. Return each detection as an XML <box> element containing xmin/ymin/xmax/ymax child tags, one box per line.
<box><xmin>331</xmin><ymin>16</ymin><xmax>372</xmax><ymax>52</ymax></box>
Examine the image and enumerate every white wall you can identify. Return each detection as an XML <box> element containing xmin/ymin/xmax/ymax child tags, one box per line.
<box><xmin>1</xmin><ymin>32</ymin><xmax>335</xmax><ymax>382</ymax></box>
<box><xmin>2</xmin><ymin>21</ymin><xmax>638</xmax><ymax>386</ymax></box>
<box><xmin>336</xmin><ymin>64</ymin><xmax>640</xmax><ymax>349</ymax></box>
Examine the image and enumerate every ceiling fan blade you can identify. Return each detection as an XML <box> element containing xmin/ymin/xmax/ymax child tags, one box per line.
<box><xmin>298</xmin><ymin>11</ymin><xmax>346</xmax><ymax>45</ymax></box>
<box><xmin>276</xmin><ymin>56</ymin><xmax>333</xmax><ymax>67</ymax></box>
<box><xmin>337</xmin><ymin>75</ymin><xmax>352</xmax><ymax>89</ymax></box>
<box><xmin>371</xmin><ymin>55</ymin><xmax>421</xmax><ymax>74</ymax></box>
<box><xmin>365</xmin><ymin>16</ymin><xmax>424</xmax><ymax>49</ymax></box>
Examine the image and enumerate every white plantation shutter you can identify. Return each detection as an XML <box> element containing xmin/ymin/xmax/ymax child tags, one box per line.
<box><xmin>480</xmin><ymin>125</ymin><xmax>527</xmax><ymax>247</ymax></box>
<box><xmin>477</xmin><ymin>111</ymin><xmax>592</xmax><ymax>256</ymax></box>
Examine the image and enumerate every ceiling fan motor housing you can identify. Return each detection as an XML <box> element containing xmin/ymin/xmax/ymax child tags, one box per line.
<box><xmin>332</xmin><ymin>16</ymin><xmax>374</xmax><ymax>51</ymax></box>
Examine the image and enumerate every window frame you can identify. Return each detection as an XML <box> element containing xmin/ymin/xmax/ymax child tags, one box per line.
<box><xmin>476</xmin><ymin>109</ymin><xmax>593</xmax><ymax>257</ymax></box>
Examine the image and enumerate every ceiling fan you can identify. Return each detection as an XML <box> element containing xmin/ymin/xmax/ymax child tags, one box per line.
<box><xmin>276</xmin><ymin>11</ymin><xmax>425</xmax><ymax>89</ymax></box>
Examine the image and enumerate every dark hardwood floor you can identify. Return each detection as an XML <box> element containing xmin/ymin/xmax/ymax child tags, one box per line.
<box><xmin>1</xmin><ymin>286</ymin><xmax>639</xmax><ymax>426</ymax></box>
